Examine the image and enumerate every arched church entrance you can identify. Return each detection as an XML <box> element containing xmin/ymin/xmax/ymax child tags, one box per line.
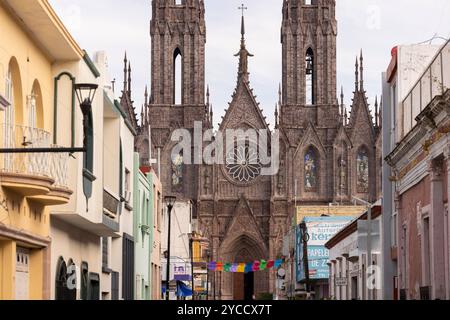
<box><xmin>221</xmin><ymin>235</ymin><xmax>267</xmax><ymax>300</ymax></box>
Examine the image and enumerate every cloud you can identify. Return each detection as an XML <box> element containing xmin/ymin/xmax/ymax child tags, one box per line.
<box><xmin>50</xmin><ymin>0</ymin><xmax>450</xmax><ymax>129</ymax></box>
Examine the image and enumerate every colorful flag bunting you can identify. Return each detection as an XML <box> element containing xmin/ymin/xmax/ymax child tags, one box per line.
<box><xmin>207</xmin><ymin>259</ymin><xmax>284</xmax><ymax>273</ymax></box>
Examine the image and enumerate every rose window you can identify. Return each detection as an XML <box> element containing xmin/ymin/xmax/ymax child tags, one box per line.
<box><xmin>225</xmin><ymin>145</ymin><xmax>261</xmax><ymax>183</ymax></box>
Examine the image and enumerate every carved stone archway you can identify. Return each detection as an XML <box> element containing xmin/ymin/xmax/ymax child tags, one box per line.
<box><xmin>219</xmin><ymin>234</ymin><xmax>269</xmax><ymax>300</ymax></box>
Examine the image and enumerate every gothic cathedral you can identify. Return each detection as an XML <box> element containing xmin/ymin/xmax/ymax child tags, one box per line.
<box><xmin>129</xmin><ymin>0</ymin><xmax>382</xmax><ymax>300</ymax></box>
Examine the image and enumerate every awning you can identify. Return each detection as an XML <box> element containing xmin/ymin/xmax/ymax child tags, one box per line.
<box><xmin>177</xmin><ymin>281</ymin><xmax>192</xmax><ymax>297</ymax></box>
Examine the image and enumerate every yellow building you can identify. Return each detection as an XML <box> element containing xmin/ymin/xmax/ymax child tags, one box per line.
<box><xmin>0</xmin><ymin>0</ymin><xmax>83</xmax><ymax>299</ymax></box>
<box><xmin>192</xmin><ymin>231</ymin><xmax>210</xmax><ymax>300</ymax></box>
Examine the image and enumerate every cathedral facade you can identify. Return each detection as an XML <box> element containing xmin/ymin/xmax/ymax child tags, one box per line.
<box><xmin>131</xmin><ymin>0</ymin><xmax>382</xmax><ymax>300</ymax></box>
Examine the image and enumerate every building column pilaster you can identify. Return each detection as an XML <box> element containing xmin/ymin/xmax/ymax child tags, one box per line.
<box><xmin>444</xmin><ymin>147</ymin><xmax>450</xmax><ymax>299</ymax></box>
<box><xmin>428</xmin><ymin>158</ymin><xmax>446</xmax><ymax>299</ymax></box>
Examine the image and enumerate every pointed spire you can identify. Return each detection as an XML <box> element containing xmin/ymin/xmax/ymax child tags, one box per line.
<box><xmin>278</xmin><ymin>83</ymin><xmax>282</xmax><ymax>106</ymax></box>
<box><xmin>375</xmin><ymin>96</ymin><xmax>379</xmax><ymax>127</ymax></box>
<box><xmin>340</xmin><ymin>86</ymin><xmax>345</xmax><ymax>124</ymax></box>
<box><xmin>241</xmin><ymin>14</ymin><xmax>245</xmax><ymax>38</ymax></box>
<box><xmin>140</xmin><ymin>104</ymin><xmax>144</xmax><ymax>126</ymax></box>
<box><xmin>206</xmin><ymin>85</ymin><xmax>210</xmax><ymax>106</ymax></box>
<box><xmin>355</xmin><ymin>56</ymin><xmax>359</xmax><ymax>92</ymax></box>
<box><xmin>209</xmin><ymin>103</ymin><xmax>213</xmax><ymax>127</ymax></box>
<box><xmin>235</xmin><ymin>4</ymin><xmax>253</xmax><ymax>83</ymax></box>
<box><xmin>128</xmin><ymin>62</ymin><xmax>132</xmax><ymax>98</ymax></box>
<box><xmin>360</xmin><ymin>50</ymin><xmax>364</xmax><ymax>91</ymax></box>
<box><xmin>275</xmin><ymin>103</ymin><xmax>279</xmax><ymax>129</ymax></box>
<box><xmin>144</xmin><ymin>86</ymin><xmax>149</xmax><ymax>106</ymax></box>
<box><xmin>123</xmin><ymin>52</ymin><xmax>128</xmax><ymax>92</ymax></box>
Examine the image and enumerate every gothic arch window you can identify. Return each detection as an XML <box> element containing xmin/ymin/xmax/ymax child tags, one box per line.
<box><xmin>172</xmin><ymin>151</ymin><xmax>184</xmax><ymax>191</ymax></box>
<box><xmin>305</xmin><ymin>48</ymin><xmax>314</xmax><ymax>105</ymax></box>
<box><xmin>55</xmin><ymin>257</ymin><xmax>68</xmax><ymax>300</ymax></box>
<box><xmin>173</xmin><ymin>48</ymin><xmax>182</xmax><ymax>105</ymax></box>
<box><xmin>356</xmin><ymin>146</ymin><xmax>370</xmax><ymax>193</ymax></box>
<box><xmin>304</xmin><ymin>146</ymin><xmax>319</xmax><ymax>191</ymax></box>
<box><xmin>66</xmin><ymin>259</ymin><xmax>77</xmax><ymax>300</ymax></box>
<box><xmin>80</xmin><ymin>262</ymin><xmax>89</xmax><ymax>300</ymax></box>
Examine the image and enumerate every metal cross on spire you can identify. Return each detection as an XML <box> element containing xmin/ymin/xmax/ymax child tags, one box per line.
<box><xmin>238</xmin><ymin>3</ymin><xmax>248</xmax><ymax>17</ymax></box>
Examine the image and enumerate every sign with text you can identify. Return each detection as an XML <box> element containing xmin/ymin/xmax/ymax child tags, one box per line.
<box><xmin>335</xmin><ymin>277</ymin><xmax>348</xmax><ymax>286</ymax></box>
<box><xmin>296</xmin><ymin>216</ymin><xmax>354</xmax><ymax>282</ymax></box>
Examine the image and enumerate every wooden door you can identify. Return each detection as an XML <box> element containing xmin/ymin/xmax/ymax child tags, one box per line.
<box><xmin>233</xmin><ymin>273</ymin><xmax>244</xmax><ymax>300</ymax></box>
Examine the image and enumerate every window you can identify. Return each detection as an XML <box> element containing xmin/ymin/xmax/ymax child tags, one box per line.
<box><xmin>88</xmin><ymin>273</ymin><xmax>100</xmax><ymax>300</ymax></box>
<box><xmin>28</xmin><ymin>93</ymin><xmax>36</xmax><ymax>129</ymax></box>
<box><xmin>225</xmin><ymin>143</ymin><xmax>262</xmax><ymax>183</ymax></box>
<box><xmin>55</xmin><ymin>257</ymin><xmax>68</xmax><ymax>301</ymax></box>
<box><xmin>4</xmin><ymin>68</ymin><xmax>14</xmax><ymax>170</ymax></box>
<box><xmin>173</xmin><ymin>48</ymin><xmax>182</xmax><ymax>104</ymax></box>
<box><xmin>304</xmin><ymin>146</ymin><xmax>319</xmax><ymax>191</ymax></box>
<box><xmin>102</xmin><ymin>237</ymin><xmax>109</xmax><ymax>270</ymax></box>
<box><xmin>305</xmin><ymin>48</ymin><xmax>314</xmax><ymax>105</ymax></box>
<box><xmin>172</xmin><ymin>152</ymin><xmax>184</xmax><ymax>190</ymax></box>
<box><xmin>83</xmin><ymin>109</ymin><xmax>94</xmax><ymax>173</ymax></box>
<box><xmin>80</xmin><ymin>262</ymin><xmax>89</xmax><ymax>300</ymax></box>
<box><xmin>157</xmin><ymin>191</ymin><xmax>161</xmax><ymax>232</ymax></box>
<box><xmin>111</xmin><ymin>271</ymin><xmax>119</xmax><ymax>301</ymax></box>
<box><xmin>122</xmin><ymin>234</ymin><xmax>135</xmax><ymax>300</ymax></box>
<box><xmin>356</xmin><ymin>147</ymin><xmax>369</xmax><ymax>193</ymax></box>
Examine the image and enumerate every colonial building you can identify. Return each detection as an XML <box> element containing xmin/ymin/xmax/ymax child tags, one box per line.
<box><xmin>132</xmin><ymin>0</ymin><xmax>381</xmax><ymax>300</ymax></box>
<box><xmin>385</xmin><ymin>40</ymin><xmax>450</xmax><ymax>300</ymax></box>
<box><xmin>381</xmin><ymin>44</ymin><xmax>441</xmax><ymax>300</ymax></box>
<box><xmin>0</xmin><ymin>0</ymin><xmax>80</xmax><ymax>300</ymax></box>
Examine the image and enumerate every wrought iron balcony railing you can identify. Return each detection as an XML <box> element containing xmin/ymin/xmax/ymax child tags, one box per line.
<box><xmin>0</xmin><ymin>124</ymin><xmax>69</xmax><ymax>188</ymax></box>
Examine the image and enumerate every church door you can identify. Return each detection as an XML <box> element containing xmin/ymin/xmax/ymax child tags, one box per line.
<box><xmin>233</xmin><ymin>273</ymin><xmax>244</xmax><ymax>300</ymax></box>
<box><xmin>233</xmin><ymin>272</ymin><xmax>254</xmax><ymax>300</ymax></box>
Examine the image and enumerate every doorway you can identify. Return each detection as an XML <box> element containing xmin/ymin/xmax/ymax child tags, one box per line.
<box><xmin>233</xmin><ymin>272</ymin><xmax>254</xmax><ymax>300</ymax></box>
<box><xmin>15</xmin><ymin>247</ymin><xmax>30</xmax><ymax>300</ymax></box>
<box><xmin>351</xmin><ymin>276</ymin><xmax>358</xmax><ymax>300</ymax></box>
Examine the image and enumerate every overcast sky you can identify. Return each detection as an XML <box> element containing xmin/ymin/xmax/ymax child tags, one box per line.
<box><xmin>49</xmin><ymin>0</ymin><xmax>450</xmax><ymax>128</ymax></box>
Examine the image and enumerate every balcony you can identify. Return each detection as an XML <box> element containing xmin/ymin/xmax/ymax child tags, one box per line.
<box><xmin>0</xmin><ymin>124</ymin><xmax>72</xmax><ymax>205</ymax></box>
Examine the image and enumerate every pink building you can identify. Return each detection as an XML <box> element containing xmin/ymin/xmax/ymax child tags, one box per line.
<box><xmin>386</xmin><ymin>40</ymin><xmax>450</xmax><ymax>300</ymax></box>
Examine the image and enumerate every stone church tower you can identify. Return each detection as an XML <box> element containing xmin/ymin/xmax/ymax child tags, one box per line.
<box><xmin>133</xmin><ymin>0</ymin><xmax>382</xmax><ymax>300</ymax></box>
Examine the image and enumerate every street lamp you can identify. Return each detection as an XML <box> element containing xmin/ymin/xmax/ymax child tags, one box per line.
<box><xmin>0</xmin><ymin>82</ymin><xmax>98</xmax><ymax>154</ymax></box>
<box><xmin>165</xmin><ymin>196</ymin><xmax>176</xmax><ymax>301</ymax></box>
<box><xmin>299</xmin><ymin>222</ymin><xmax>311</xmax><ymax>297</ymax></box>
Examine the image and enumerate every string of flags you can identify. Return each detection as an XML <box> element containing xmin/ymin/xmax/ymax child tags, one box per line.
<box><xmin>207</xmin><ymin>259</ymin><xmax>283</xmax><ymax>273</ymax></box>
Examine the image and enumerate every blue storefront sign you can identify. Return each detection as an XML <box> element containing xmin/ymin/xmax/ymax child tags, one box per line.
<box><xmin>296</xmin><ymin>216</ymin><xmax>354</xmax><ymax>282</ymax></box>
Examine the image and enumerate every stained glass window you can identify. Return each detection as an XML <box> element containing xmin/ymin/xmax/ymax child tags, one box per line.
<box><xmin>357</xmin><ymin>147</ymin><xmax>369</xmax><ymax>193</ymax></box>
<box><xmin>226</xmin><ymin>144</ymin><xmax>261</xmax><ymax>183</ymax></box>
<box><xmin>172</xmin><ymin>152</ymin><xmax>183</xmax><ymax>189</ymax></box>
<box><xmin>304</xmin><ymin>147</ymin><xmax>318</xmax><ymax>191</ymax></box>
